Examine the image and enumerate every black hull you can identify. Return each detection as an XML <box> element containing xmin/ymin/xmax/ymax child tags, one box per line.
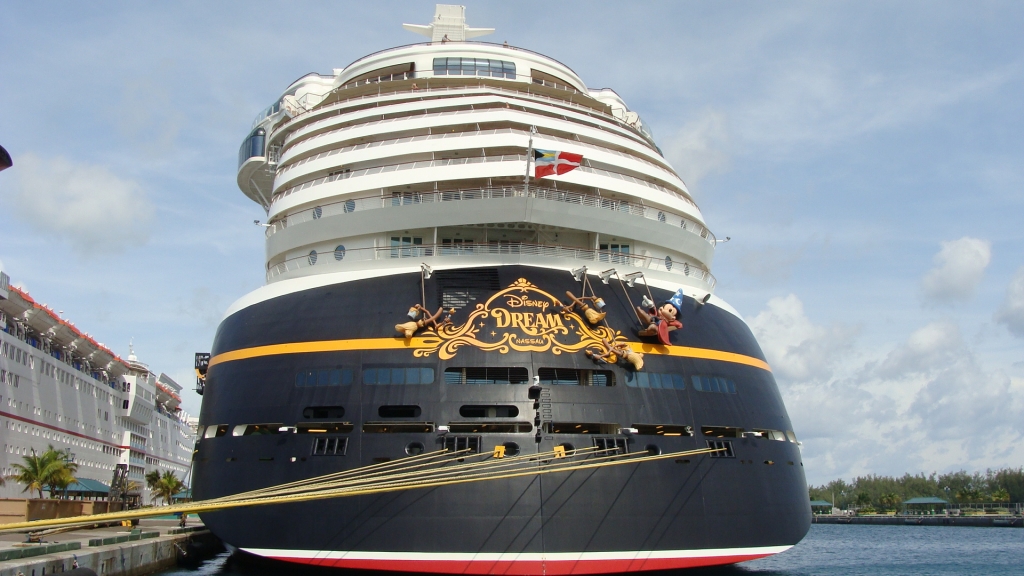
<box><xmin>194</xmin><ymin>266</ymin><xmax>810</xmax><ymax>574</ymax></box>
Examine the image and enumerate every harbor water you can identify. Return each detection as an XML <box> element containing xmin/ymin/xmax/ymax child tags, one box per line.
<box><xmin>156</xmin><ymin>524</ymin><xmax>1023</xmax><ymax>576</ymax></box>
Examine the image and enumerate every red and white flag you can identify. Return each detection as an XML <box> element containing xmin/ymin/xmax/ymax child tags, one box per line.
<box><xmin>534</xmin><ymin>149</ymin><xmax>582</xmax><ymax>178</ymax></box>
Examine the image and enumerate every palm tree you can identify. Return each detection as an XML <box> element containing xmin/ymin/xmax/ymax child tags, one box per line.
<box><xmin>8</xmin><ymin>447</ymin><xmax>64</xmax><ymax>498</ymax></box>
<box><xmin>144</xmin><ymin>469</ymin><xmax>162</xmax><ymax>491</ymax></box>
<box><xmin>992</xmin><ymin>487</ymin><xmax>1010</xmax><ymax>503</ymax></box>
<box><xmin>50</xmin><ymin>447</ymin><xmax>78</xmax><ymax>499</ymax></box>
<box><xmin>150</xmin><ymin>471</ymin><xmax>185</xmax><ymax>506</ymax></box>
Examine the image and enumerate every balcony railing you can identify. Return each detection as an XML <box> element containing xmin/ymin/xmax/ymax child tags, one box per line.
<box><xmin>272</xmin><ymin>153</ymin><xmax>693</xmax><ymax>212</ymax></box>
<box><xmin>272</xmin><ymin>154</ymin><xmax>527</xmax><ymax>202</ymax></box>
<box><xmin>266</xmin><ymin>241</ymin><xmax>716</xmax><ymax>290</ymax></box>
<box><xmin>267</xmin><ymin>67</ymin><xmax>654</xmax><ymax>147</ymax></box>
<box><xmin>266</xmin><ymin>185</ymin><xmax>715</xmax><ymax>246</ymax></box>
<box><xmin>276</xmin><ymin>127</ymin><xmax>681</xmax><ymax>194</ymax></box>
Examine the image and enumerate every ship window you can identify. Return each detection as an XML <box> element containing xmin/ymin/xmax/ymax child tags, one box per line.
<box><xmin>444</xmin><ymin>367</ymin><xmax>529</xmax><ymax>385</ymax></box>
<box><xmin>786</xmin><ymin>430</ymin><xmax>798</xmax><ymax>443</ymax></box>
<box><xmin>295</xmin><ymin>368</ymin><xmax>353</xmax><ymax>387</ymax></box>
<box><xmin>301</xmin><ymin>406</ymin><xmax>345</xmax><ymax>419</ymax></box>
<box><xmin>233</xmin><ymin>424</ymin><xmax>284</xmax><ymax>436</ymax></box>
<box><xmin>751</xmin><ymin>429</ymin><xmax>788</xmax><ymax>441</ymax></box>
<box><xmin>433</xmin><ymin>57</ymin><xmax>516</xmax><ymax>79</ymax></box>
<box><xmin>362</xmin><ymin>422</ymin><xmax>434</xmax><ymax>433</ymax></box>
<box><xmin>538</xmin><ymin>368</ymin><xmax>614</xmax><ymax>386</ymax></box>
<box><xmin>625</xmin><ymin>372</ymin><xmax>686</xmax><ymax>390</ymax></box>
<box><xmin>501</xmin><ymin>441</ymin><xmax>521</xmax><ymax>457</ymax></box>
<box><xmin>389</xmin><ymin>236</ymin><xmax>423</xmax><ymax>258</ymax></box>
<box><xmin>436</xmin><ymin>268</ymin><xmax>500</xmax><ymax>310</ymax></box>
<box><xmin>297</xmin><ymin>422</ymin><xmax>353</xmax><ymax>434</ymax></box>
<box><xmin>593</xmin><ymin>437</ymin><xmax>628</xmax><ymax>454</ymax></box>
<box><xmin>237</xmin><ymin>127</ymin><xmax>266</xmax><ymax>169</ymax></box>
<box><xmin>406</xmin><ymin>442</ymin><xmax>425</xmax><ymax>456</ymax></box>
<box><xmin>702</xmin><ymin>426</ymin><xmax>743</xmax><ymax>438</ymax></box>
<box><xmin>311</xmin><ymin>436</ymin><xmax>348</xmax><ymax>456</ymax></box>
<box><xmin>204</xmin><ymin>425</ymin><xmax>228</xmax><ymax>439</ymax></box>
<box><xmin>447</xmin><ymin>422</ymin><xmax>532</xmax><ymax>433</ymax></box>
<box><xmin>459</xmin><ymin>405</ymin><xmax>519</xmax><ymax>418</ymax></box>
<box><xmin>691</xmin><ymin>375</ymin><xmax>737</xmax><ymax>394</ymax></box>
<box><xmin>599</xmin><ymin>244</ymin><xmax>631</xmax><ymax>264</ymax></box>
<box><xmin>334</xmin><ymin>245</ymin><xmax>346</xmax><ymax>261</ymax></box>
<box><xmin>363</xmin><ymin>367</ymin><xmax>434</xmax><ymax>385</ymax></box>
<box><xmin>308</xmin><ymin>250</ymin><xmax>317</xmax><ymax>265</ymax></box>
<box><xmin>707</xmin><ymin>440</ymin><xmax>735</xmax><ymax>458</ymax></box>
<box><xmin>443</xmin><ymin>435</ymin><xmax>481</xmax><ymax>453</ymax></box>
<box><xmin>545</xmin><ymin>422</ymin><xmax>620</xmax><ymax>435</ymax></box>
<box><xmin>632</xmin><ymin>424</ymin><xmax>693</xmax><ymax>437</ymax></box>
<box><xmin>378</xmin><ymin>405</ymin><xmax>421</xmax><ymax>418</ymax></box>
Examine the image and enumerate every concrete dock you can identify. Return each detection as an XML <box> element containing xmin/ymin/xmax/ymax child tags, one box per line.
<box><xmin>813</xmin><ymin>514</ymin><xmax>1023</xmax><ymax>527</ymax></box>
<box><xmin>0</xmin><ymin>518</ymin><xmax>220</xmax><ymax>576</ymax></box>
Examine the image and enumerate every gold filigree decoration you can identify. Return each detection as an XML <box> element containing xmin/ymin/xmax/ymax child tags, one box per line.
<box><xmin>410</xmin><ymin>278</ymin><xmax>627</xmax><ymax>360</ymax></box>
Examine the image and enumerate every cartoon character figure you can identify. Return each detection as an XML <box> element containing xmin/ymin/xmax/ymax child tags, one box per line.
<box><xmin>636</xmin><ymin>289</ymin><xmax>685</xmax><ymax>345</ymax></box>
<box><xmin>563</xmin><ymin>291</ymin><xmax>606</xmax><ymax>325</ymax></box>
<box><xmin>395</xmin><ymin>304</ymin><xmax>453</xmax><ymax>339</ymax></box>
<box><xmin>585</xmin><ymin>338</ymin><xmax>644</xmax><ymax>370</ymax></box>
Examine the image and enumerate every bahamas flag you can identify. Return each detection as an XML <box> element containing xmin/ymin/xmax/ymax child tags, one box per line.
<box><xmin>534</xmin><ymin>149</ymin><xmax>582</xmax><ymax>178</ymax></box>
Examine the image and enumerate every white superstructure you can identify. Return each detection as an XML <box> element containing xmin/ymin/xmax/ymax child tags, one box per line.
<box><xmin>0</xmin><ymin>273</ymin><xmax>194</xmax><ymax>504</ymax></box>
<box><xmin>237</xmin><ymin>5</ymin><xmax>718</xmax><ymax>307</ymax></box>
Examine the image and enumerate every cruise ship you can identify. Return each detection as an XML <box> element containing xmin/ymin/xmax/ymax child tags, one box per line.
<box><xmin>195</xmin><ymin>5</ymin><xmax>810</xmax><ymax>573</ymax></box>
<box><xmin>0</xmin><ymin>268</ymin><xmax>195</xmax><ymax>505</ymax></box>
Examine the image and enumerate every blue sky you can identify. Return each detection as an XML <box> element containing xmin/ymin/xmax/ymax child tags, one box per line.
<box><xmin>1</xmin><ymin>2</ymin><xmax>1022</xmax><ymax>485</ymax></box>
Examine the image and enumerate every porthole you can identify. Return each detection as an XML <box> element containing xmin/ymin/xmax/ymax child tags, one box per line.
<box><xmin>680</xmin><ymin>220</ymin><xmax>687</xmax><ymax>230</ymax></box>
<box><xmin>664</xmin><ymin>256</ymin><xmax>673</xmax><ymax>271</ymax></box>
<box><xmin>557</xmin><ymin>442</ymin><xmax>576</xmax><ymax>456</ymax></box>
<box><xmin>334</xmin><ymin>245</ymin><xmax>346</xmax><ymax>261</ymax></box>
<box><xmin>308</xmin><ymin>250</ymin><xmax>317</xmax><ymax>265</ymax></box>
<box><xmin>406</xmin><ymin>442</ymin><xmax>425</xmax><ymax>456</ymax></box>
<box><xmin>657</xmin><ymin>211</ymin><xmax>666</xmax><ymax>223</ymax></box>
<box><xmin>645</xmin><ymin>444</ymin><xmax>662</xmax><ymax>456</ymax></box>
<box><xmin>344</xmin><ymin>200</ymin><xmax>355</xmax><ymax>213</ymax></box>
<box><xmin>312</xmin><ymin>206</ymin><xmax>322</xmax><ymax>219</ymax></box>
<box><xmin>502</xmin><ymin>441</ymin><xmax>521</xmax><ymax>457</ymax></box>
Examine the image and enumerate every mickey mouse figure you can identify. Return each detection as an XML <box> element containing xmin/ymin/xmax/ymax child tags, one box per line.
<box><xmin>636</xmin><ymin>289</ymin><xmax>685</xmax><ymax>345</ymax></box>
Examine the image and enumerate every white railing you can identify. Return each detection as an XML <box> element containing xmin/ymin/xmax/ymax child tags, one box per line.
<box><xmin>271</xmin><ymin>154</ymin><xmax>528</xmax><ymax>202</ymax></box>
<box><xmin>271</xmin><ymin>69</ymin><xmax>655</xmax><ymax>147</ymax></box>
<box><xmin>275</xmin><ymin>127</ymin><xmax>683</xmax><ymax>196</ymax></box>
<box><xmin>266</xmin><ymin>242</ymin><xmax>716</xmax><ymax>290</ymax></box>
<box><xmin>265</xmin><ymin>185</ymin><xmax>715</xmax><ymax>245</ymax></box>
<box><xmin>272</xmin><ymin>153</ymin><xmax>693</xmax><ymax>211</ymax></box>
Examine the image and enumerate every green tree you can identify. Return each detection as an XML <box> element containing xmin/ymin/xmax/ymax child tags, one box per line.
<box><xmin>145</xmin><ymin>469</ymin><xmax>162</xmax><ymax>491</ymax></box>
<box><xmin>7</xmin><ymin>446</ymin><xmax>74</xmax><ymax>499</ymax></box>
<box><xmin>991</xmin><ymin>487</ymin><xmax>1010</xmax><ymax>503</ymax></box>
<box><xmin>880</xmin><ymin>492</ymin><xmax>901</xmax><ymax>511</ymax></box>
<box><xmin>150</xmin><ymin>471</ymin><xmax>185</xmax><ymax>506</ymax></box>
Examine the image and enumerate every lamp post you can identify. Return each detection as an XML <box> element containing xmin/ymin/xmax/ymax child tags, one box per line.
<box><xmin>61</xmin><ymin>450</ymin><xmax>76</xmax><ymax>500</ymax></box>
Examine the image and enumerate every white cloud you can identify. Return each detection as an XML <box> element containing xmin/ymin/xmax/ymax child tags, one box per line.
<box><xmin>920</xmin><ymin>237</ymin><xmax>991</xmax><ymax>302</ymax></box>
<box><xmin>995</xmin><ymin>266</ymin><xmax>1024</xmax><ymax>338</ymax></box>
<box><xmin>7</xmin><ymin>153</ymin><xmax>153</xmax><ymax>254</ymax></box>
<box><xmin>753</xmin><ymin>301</ymin><xmax>1024</xmax><ymax>483</ymax></box>
<box><xmin>663</xmin><ymin>109</ymin><xmax>730</xmax><ymax>191</ymax></box>
<box><xmin>873</xmin><ymin>321</ymin><xmax>961</xmax><ymax>379</ymax></box>
<box><xmin>748</xmin><ymin>294</ymin><xmax>855</xmax><ymax>382</ymax></box>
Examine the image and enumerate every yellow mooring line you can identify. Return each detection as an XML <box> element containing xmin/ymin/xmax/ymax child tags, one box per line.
<box><xmin>0</xmin><ymin>446</ymin><xmax>721</xmax><ymax>534</ymax></box>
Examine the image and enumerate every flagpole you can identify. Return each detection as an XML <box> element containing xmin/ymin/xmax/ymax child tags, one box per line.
<box><xmin>525</xmin><ymin>125</ymin><xmax>535</xmax><ymax>197</ymax></box>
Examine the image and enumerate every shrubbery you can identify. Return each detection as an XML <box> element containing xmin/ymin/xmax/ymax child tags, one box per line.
<box><xmin>808</xmin><ymin>467</ymin><xmax>1024</xmax><ymax>510</ymax></box>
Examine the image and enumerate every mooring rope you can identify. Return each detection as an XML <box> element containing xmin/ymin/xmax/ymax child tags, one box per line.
<box><xmin>0</xmin><ymin>445</ymin><xmax>722</xmax><ymax>533</ymax></box>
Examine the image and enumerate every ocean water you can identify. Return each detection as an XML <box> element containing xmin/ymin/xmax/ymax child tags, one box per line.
<box><xmin>160</xmin><ymin>524</ymin><xmax>1024</xmax><ymax>576</ymax></box>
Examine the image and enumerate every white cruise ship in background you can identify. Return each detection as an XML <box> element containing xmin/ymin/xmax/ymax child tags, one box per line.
<box><xmin>0</xmin><ymin>266</ymin><xmax>195</xmax><ymax>505</ymax></box>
